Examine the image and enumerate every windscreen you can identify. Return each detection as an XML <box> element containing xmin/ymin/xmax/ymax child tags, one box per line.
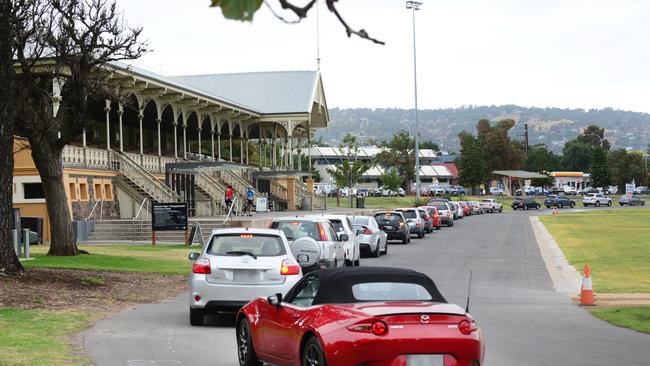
<box><xmin>352</xmin><ymin>282</ymin><xmax>433</xmax><ymax>301</ymax></box>
<box><xmin>272</xmin><ymin>221</ymin><xmax>320</xmax><ymax>241</ymax></box>
<box><xmin>374</xmin><ymin>213</ymin><xmax>402</xmax><ymax>222</ymax></box>
<box><xmin>351</xmin><ymin>217</ymin><xmax>370</xmax><ymax>225</ymax></box>
<box><xmin>207</xmin><ymin>234</ymin><xmax>285</xmax><ymax>256</ymax></box>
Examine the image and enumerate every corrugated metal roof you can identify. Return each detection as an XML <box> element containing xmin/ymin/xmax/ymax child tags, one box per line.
<box><xmin>171</xmin><ymin>71</ymin><xmax>318</xmax><ymax>114</ymax></box>
<box><xmin>493</xmin><ymin>170</ymin><xmax>548</xmax><ymax>179</ymax></box>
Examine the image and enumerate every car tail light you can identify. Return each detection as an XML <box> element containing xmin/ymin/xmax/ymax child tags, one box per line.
<box><xmin>399</xmin><ymin>222</ymin><xmax>405</xmax><ymax>227</ymax></box>
<box><xmin>192</xmin><ymin>258</ymin><xmax>211</xmax><ymax>274</ymax></box>
<box><xmin>458</xmin><ymin>319</ymin><xmax>478</xmax><ymax>335</ymax></box>
<box><xmin>280</xmin><ymin>259</ymin><xmax>300</xmax><ymax>275</ymax></box>
<box><xmin>433</xmin><ymin>214</ymin><xmax>440</xmax><ymax>220</ymax></box>
<box><xmin>318</xmin><ymin>223</ymin><xmax>327</xmax><ymax>241</ymax></box>
<box><xmin>363</xmin><ymin>228</ymin><xmax>373</xmax><ymax>235</ymax></box>
<box><xmin>348</xmin><ymin>320</ymin><xmax>389</xmax><ymax>336</ymax></box>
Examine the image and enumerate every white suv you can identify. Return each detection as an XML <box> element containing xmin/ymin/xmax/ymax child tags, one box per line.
<box><xmin>480</xmin><ymin>198</ymin><xmax>503</xmax><ymax>213</ymax></box>
<box><xmin>310</xmin><ymin>214</ymin><xmax>361</xmax><ymax>266</ymax></box>
<box><xmin>270</xmin><ymin>216</ymin><xmax>346</xmax><ymax>270</ymax></box>
<box><xmin>188</xmin><ymin>228</ymin><xmax>304</xmax><ymax>326</ymax></box>
<box><xmin>582</xmin><ymin>193</ymin><xmax>612</xmax><ymax>207</ymax></box>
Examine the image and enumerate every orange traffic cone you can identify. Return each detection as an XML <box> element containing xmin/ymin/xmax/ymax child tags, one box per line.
<box><xmin>580</xmin><ymin>264</ymin><xmax>595</xmax><ymax>306</ymax></box>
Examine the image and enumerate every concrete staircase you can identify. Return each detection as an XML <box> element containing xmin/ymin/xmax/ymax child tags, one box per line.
<box><xmin>87</xmin><ymin>219</ymin><xmax>228</xmax><ymax>243</ymax></box>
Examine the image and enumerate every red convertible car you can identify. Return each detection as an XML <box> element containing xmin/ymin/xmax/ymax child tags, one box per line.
<box><xmin>236</xmin><ymin>267</ymin><xmax>484</xmax><ymax>366</ymax></box>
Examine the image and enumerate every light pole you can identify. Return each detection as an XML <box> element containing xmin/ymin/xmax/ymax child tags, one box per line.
<box><xmin>348</xmin><ymin>161</ymin><xmax>354</xmax><ymax>208</ymax></box>
<box><xmin>406</xmin><ymin>1</ymin><xmax>421</xmax><ymax>200</ymax></box>
<box><xmin>583</xmin><ymin>133</ymin><xmax>604</xmax><ymax>148</ymax></box>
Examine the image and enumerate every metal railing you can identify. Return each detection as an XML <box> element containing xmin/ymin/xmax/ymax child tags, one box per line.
<box><xmin>85</xmin><ymin>199</ymin><xmax>104</xmax><ymax>221</ymax></box>
<box><xmin>223</xmin><ymin>196</ymin><xmax>239</xmax><ymax>224</ymax></box>
<box><xmin>112</xmin><ymin>152</ymin><xmax>181</xmax><ymax>203</ymax></box>
<box><xmin>132</xmin><ymin>198</ymin><xmax>149</xmax><ymax>241</ymax></box>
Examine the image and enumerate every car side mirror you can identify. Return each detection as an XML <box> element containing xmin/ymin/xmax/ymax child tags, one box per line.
<box><xmin>339</xmin><ymin>234</ymin><xmax>349</xmax><ymax>242</ymax></box>
<box><xmin>188</xmin><ymin>252</ymin><xmax>200</xmax><ymax>261</ymax></box>
<box><xmin>267</xmin><ymin>293</ymin><xmax>282</xmax><ymax>309</ymax></box>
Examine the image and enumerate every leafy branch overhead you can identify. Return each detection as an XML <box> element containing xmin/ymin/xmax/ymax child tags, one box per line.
<box><xmin>210</xmin><ymin>0</ymin><xmax>385</xmax><ymax>44</ymax></box>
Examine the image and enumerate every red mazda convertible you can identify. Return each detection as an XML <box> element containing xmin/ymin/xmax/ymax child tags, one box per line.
<box><xmin>236</xmin><ymin>267</ymin><xmax>484</xmax><ymax>366</ymax></box>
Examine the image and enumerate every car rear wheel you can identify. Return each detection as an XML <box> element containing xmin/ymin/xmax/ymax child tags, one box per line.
<box><xmin>607</xmin><ymin>201</ymin><xmax>612</xmax><ymax>207</ymax></box>
<box><xmin>189</xmin><ymin>308</ymin><xmax>204</xmax><ymax>326</ymax></box>
<box><xmin>382</xmin><ymin>240</ymin><xmax>388</xmax><ymax>255</ymax></box>
<box><xmin>237</xmin><ymin>319</ymin><xmax>262</xmax><ymax>366</ymax></box>
<box><xmin>596</xmin><ymin>201</ymin><xmax>601</xmax><ymax>207</ymax></box>
<box><xmin>371</xmin><ymin>240</ymin><xmax>380</xmax><ymax>257</ymax></box>
<box><xmin>302</xmin><ymin>336</ymin><xmax>328</xmax><ymax>366</ymax></box>
<box><xmin>418</xmin><ymin>230</ymin><xmax>424</xmax><ymax>239</ymax></box>
<box><xmin>402</xmin><ymin>235</ymin><xmax>408</xmax><ymax>245</ymax></box>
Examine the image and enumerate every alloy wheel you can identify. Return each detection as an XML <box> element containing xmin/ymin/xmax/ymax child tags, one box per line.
<box><xmin>237</xmin><ymin>321</ymin><xmax>250</xmax><ymax>364</ymax></box>
<box><xmin>304</xmin><ymin>341</ymin><xmax>325</xmax><ymax>366</ymax></box>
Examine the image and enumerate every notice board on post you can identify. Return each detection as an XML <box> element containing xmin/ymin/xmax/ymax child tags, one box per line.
<box><xmin>152</xmin><ymin>203</ymin><xmax>188</xmax><ymax>231</ymax></box>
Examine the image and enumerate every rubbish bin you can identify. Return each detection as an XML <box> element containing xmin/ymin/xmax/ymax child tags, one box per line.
<box><xmin>301</xmin><ymin>197</ymin><xmax>311</xmax><ymax>211</ymax></box>
<box><xmin>356</xmin><ymin>194</ymin><xmax>365</xmax><ymax>208</ymax></box>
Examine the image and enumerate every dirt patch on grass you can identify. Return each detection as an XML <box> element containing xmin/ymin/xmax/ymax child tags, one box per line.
<box><xmin>572</xmin><ymin>293</ymin><xmax>650</xmax><ymax>307</ymax></box>
<box><xmin>0</xmin><ymin>268</ymin><xmax>186</xmax><ymax>313</ymax></box>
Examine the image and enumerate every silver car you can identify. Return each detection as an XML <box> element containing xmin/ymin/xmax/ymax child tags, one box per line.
<box><xmin>350</xmin><ymin>216</ymin><xmax>388</xmax><ymax>257</ymax></box>
<box><xmin>311</xmin><ymin>214</ymin><xmax>361</xmax><ymax>266</ymax></box>
<box><xmin>270</xmin><ymin>216</ymin><xmax>346</xmax><ymax>270</ymax></box>
<box><xmin>188</xmin><ymin>228</ymin><xmax>303</xmax><ymax>326</ymax></box>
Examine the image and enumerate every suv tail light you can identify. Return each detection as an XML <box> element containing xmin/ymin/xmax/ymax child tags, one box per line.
<box><xmin>192</xmin><ymin>258</ymin><xmax>211</xmax><ymax>274</ymax></box>
<box><xmin>363</xmin><ymin>228</ymin><xmax>373</xmax><ymax>235</ymax></box>
<box><xmin>281</xmin><ymin>259</ymin><xmax>300</xmax><ymax>275</ymax></box>
<box><xmin>318</xmin><ymin>223</ymin><xmax>328</xmax><ymax>241</ymax></box>
<box><xmin>433</xmin><ymin>214</ymin><xmax>440</xmax><ymax>220</ymax></box>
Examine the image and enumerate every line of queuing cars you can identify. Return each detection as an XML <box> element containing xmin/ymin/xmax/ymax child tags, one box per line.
<box><xmin>187</xmin><ymin>208</ymin><xmax>487</xmax><ymax>365</ymax></box>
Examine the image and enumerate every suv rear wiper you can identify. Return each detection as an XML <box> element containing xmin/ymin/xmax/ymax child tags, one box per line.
<box><xmin>225</xmin><ymin>251</ymin><xmax>258</xmax><ymax>259</ymax></box>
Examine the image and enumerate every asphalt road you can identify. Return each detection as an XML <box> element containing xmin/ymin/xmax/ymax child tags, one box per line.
<box><xmin>84</xmin><ymin>207</ymin><xmax>650</xmax><ymax>366</ymax></box>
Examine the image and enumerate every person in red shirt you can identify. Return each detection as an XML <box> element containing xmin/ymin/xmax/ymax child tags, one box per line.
<box><xmin>224</xmin><ymin>185</ymin><xmax>235</xmax><ymax>213</ymax></box>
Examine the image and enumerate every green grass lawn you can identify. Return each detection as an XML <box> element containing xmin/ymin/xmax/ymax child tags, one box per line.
<box><xmin>590</xmin><ymin>307</ymin><xmax>650</xmax><ymax>334</ymax></box>
<box><xmin>539</xmin><ymin>209</ymin><xmax>650</xmax><ymax>293</ymax></box>
<box><xmin>0</xmin><ymin>308</ymin><xmax>92</xmax><ymax>366</ymax></box>
<box><xmin>23</xmin><ymin>244</ymin><xmax>194</xmax><ymax>275</ymax></box>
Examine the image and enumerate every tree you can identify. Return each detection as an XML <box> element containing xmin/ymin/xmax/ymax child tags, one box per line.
<box><xmin>590</xmin><ymin>148</ymin><xmax>610</xmax><ymax>188</ymax></box>
<box><xmin>380</xmin><ymin>168</ymin><xmax>402</xmax><ymax>192</ymax></box>
<box><xmin>609</xmin><ymin>149</ymin><xmax>646</xmax><ymax>191</ymax></box>
<box><xmin>562</xmin><ymin>140</ymin><xmax>594</xmax><ymax>172</ymax></box>
<box><xmin>12</xmin><ymin>0</ymin><xmax>146</xmax><ymax>256</ymax></box>
<box><xmin>419</xmin><ymin>141</ymin><xmax>439</xmax><ymax>151</ymax></box>
<box><xmin>457</xmin><ymin>132</ymin><xmax>485</xmax><ymax>194</ymax></box>
<box><xmin>577</xmin><ymin>125</ymin><xmax>610</xmax><ymax>150</ymax></box>
<box><xmin>326</xmin><ymin>134</ymin><xmax>369</xmax><ymax>206</ymax></box>
<box><xmin>525</xmin><ymin>144</ymin><xmax>561</xmax><ymax>173</ymax></box>
<box><xmin>374</xmin><ymin>131</ymin><xmax>415</xmax><ymax>194</ymax></box>
<box><xmin>475</xmin><ymin>118</ymin><xmax>524</xmax><ymax>187</ymax></box>
<box><xmin>0</xmin><ymin>0</ymin><xmax>24</xmax><ymax>274</ymax></box>
<box><xmin>209</xmin><ymin>0</ymin><xmax>384</xmax><ymax>44</ymax></box>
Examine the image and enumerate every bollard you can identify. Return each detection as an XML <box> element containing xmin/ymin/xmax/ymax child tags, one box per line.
<box><xmin>22</xmin><ymin>228</ymin><xmax>30</xmax><ymax>259</ymax></box>
<box><xmin>12</xmin><ymin>229</ymin><xmax>20</xmax><ymax>257</ymax></box>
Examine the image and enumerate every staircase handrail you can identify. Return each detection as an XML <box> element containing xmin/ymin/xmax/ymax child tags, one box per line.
<box><xmin>85</xmin><ymin>199</ymin><xmax>104</xmax><ymax>221</ymax></box>
<box><xmin>223</xmin><ymin>168</ymin><xmax>263</xmax><ymax>197</ymax></box>
<box><xmin>113</xmin><ymin>151</ymin><xmax>181</xmax><ymax>203</ymax></box>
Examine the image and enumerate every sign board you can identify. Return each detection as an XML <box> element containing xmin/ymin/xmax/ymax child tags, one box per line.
<box><xmin>152</xmin><ymin>203</ymin><xmax>188</xmax><ymax>231</ymax></box>
<box><xmin>256</xmin><ymin>197</ymin><xmax>268</xmax><ymax>212</ymax></box>
<box><xmin>625</xmin><ymin>183</ymin><xmax>635</xmax><ymax>197</ymax></box>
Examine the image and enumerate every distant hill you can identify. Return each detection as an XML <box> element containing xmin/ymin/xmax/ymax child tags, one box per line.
<box><xmin>316</xmin><ymin>106</ymin><xmax>650</xmax><ymax>153</ymax></box>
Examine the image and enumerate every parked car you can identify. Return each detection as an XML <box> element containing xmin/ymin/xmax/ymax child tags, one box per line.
<box><xmin>350</xmin><ymin>216</ymin><xmax>388</xmax><ymax>257</ymax></box>
<box><xmin>460</xmin><ymin>201</ymin><xmax>472</xmax><ymax>216</ymax></box>
<box><xmin>561</xmin><ymin>186</ymin><xmax>578</xmax><ymax>195</ymax></box>
<box><xmin>489</xmin><ymin>187</ymin><xmax>505</xmax><ymax>196</ymax></box>
<box><xmin>394</xmin><ymin>208</ymin><xmax>426</xmax><ymax>239</ymax></box>
<box><xmin>312</xmin><ymin>215</ymin><xmax>361</xmax><ymax>267</ymax></box>
<box><xmin>427</xmin><ymin>202</ymin><xmax>454</xmax><ymax>227</ymax></box>
<box><xmin>236</xmin><ymin>267</ymin><xmax>485</xmax><ymax>366</ymax></box>
<box><xmin>188</xmin><ymin>227</ymin><xmax>305</xmax><ymax>326</ymax></box>
<box><xmin>456</xmin><ymin>186</ymin><xmax>466</xmax><ymax>195</ymax></box>
<box><xmin>511</xmin><ymin>197</ymin><xmax>540</xmax><ymax>210</ymax></box>
<box><xmin>578</xmin><ymin>186</ymin><xmax>601</xmax><ymax>195</ymax></box>
<box><xmin>582</xmin><ymin>193</ymin><xmax>612</xmax><ymax>207</ymax></box>
<box><xmin>633</xmin><ymin>186</ymin><xmax>650</xmax><ymax>195</ymax></box>
<box><xmin>397</xmin><ymin>187</ymin><xmax>406</xmax><ymax>197</ymax></box>
<box><xmin>604</xmin><ymin>185</ymin><xmax>618</xmax><ymax>195</ymax></box>
<box><xmin>619</xmin><ymin>195</ymin><xmax>646</xmax><ymax>206</ymax></box>
<box><xmin>544</xmin><ymin>195</ymin><xmax>576</xmax><ymax>208</ymax></box>
<box><xmin>374</xmin><ymin>211</ymin><xmax>410</xmax><ymax>244</ymax></box>
<box><xmin>419</xmin><ymin>206</ymin><xmax>442</xmax><ymax>230</ymax></box>
<box><xmin>270</xmin><ymin>216</ymin><xmax>346</xmax><ymax>270</ymax></box>
<box><xmin>480</xmin><ymin>198</ymin><xmax>503</xmax><ymax>213</ymax></box>
<box><xmin>469</xmin><ymin>201</ymin><xmax>483</xmax><ymax>214</ymax></box>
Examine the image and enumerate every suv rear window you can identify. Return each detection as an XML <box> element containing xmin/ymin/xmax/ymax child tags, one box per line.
<box><xmin>207</xmin><ymin>234</ymin><xmax>285</xmax><ymax>256</ymax></box>
<box><xmin>272</xmin><ymin>221</ymin><xmax>320</xmax><ymax>241</ymax></box>
<box><xmin>351</xmin><ymin>217</ymin><xmax>370</xmax><ymax>225</ymax></box>
<box><xmin>374</xmin><ymin>213</ymin><xmax>402</xmax><ymax>222</ymax></box>
<box><xmin>397</xmin><ymin>210</ymin><xmax>417</xmax><ymax>219</ymax></box>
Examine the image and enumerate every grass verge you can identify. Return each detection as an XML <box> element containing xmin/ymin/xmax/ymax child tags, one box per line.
<box><xmin>0</xmin><ymin>308</ymin><xmax>92</xmax><ymax>366</ymax></box>
<box><xmin>539</xmin><ymin>208</ymin><xmax>650</xmax><ymax>293</ymax></box>
<box><xmin>590</xmin><ymin>307</ymin><xmax>650</xmax><ymax>334</ymax></box>
<box><xmin>23</xmin><ymin>244</ymin><xmax>193</xmax><ymax>275</ymax></box>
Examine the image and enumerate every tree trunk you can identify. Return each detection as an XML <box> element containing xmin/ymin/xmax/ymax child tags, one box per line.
<box><xmin>0</xmin><ymin>0</ymin><xmax>24</xmax><ymax>274</ymax></box>
<box><xmin>30</xmin><ymin>140</ymin><xmax>78</xmax><ymax>256</ymax></box>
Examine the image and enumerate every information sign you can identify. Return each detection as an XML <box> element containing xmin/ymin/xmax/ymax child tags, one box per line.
<box><xmin>152</xmin><ymin>203</ymin><xmax>188</xmax><ymax>231</ymax></box>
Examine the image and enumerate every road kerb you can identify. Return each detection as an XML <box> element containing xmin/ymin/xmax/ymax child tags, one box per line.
<box><xmin>529</xmin><ymin>216</ymin><xmax>582</xmax><ymax>295</ymax></box>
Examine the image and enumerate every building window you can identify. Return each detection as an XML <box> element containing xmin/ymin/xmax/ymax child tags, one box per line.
<box><xmin>23</xmin><ymin>183</ymin><xmax>45</xmax><ymax>199</ymax></box>
<box><xmin>69</xmin><ymin>182</ymin><xmax>77</xmax><ymax>200</ymax></box>
<box><xmin>104</xmin><ymin>183</ymin><xmax>113</xmax><ymax>201</ymax></box>
<box><xmin>94</xmin><ymin>183</ymin><xmax>103</xmax><ymax>200</ymax></box>
<box><xmin>79</xmin><ymin>182</ymin><xmax>89</xmax><ymax>201</ymax></box>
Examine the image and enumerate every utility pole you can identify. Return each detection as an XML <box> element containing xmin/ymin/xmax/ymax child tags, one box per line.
<box><xmin>406</xmin><ymin>1</ymin><xmax>422</xmax><ymax>200</ymax></box>
<box><xmin>524</xmin><ymin>123</ymin><xmax>529</xmax><ymax>158</ymax></box>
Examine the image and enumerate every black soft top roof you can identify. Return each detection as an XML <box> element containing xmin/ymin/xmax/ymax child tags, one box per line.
<box><xmin>311</xmin><ymin>267</ymin><xmax>447</xmax><ymax>304</ymax></box>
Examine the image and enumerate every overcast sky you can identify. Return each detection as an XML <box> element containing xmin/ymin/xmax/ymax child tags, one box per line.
<box><xmin>118</xmin><ymin>0</ymin><xmax>650</xmax><ymax>113</ymax></box>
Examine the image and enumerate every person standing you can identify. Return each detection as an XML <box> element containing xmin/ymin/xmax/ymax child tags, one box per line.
<box><xmin>224</xmin><ymin>185</ymin><xmax>235</xmax><ymax>215</ymax></box>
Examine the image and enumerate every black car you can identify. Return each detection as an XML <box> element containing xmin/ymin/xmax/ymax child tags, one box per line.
<box><xmin>373</xmin><ymin>211</ymin><xmax>410</xmax><ymax>244</ymax></box>
<box><xmin>512</xmin><ymin>197</ymin><xmax>540</xmax><ymax>210</ymax></box>
<box><xmin>544</xmin><ymin>195</ymin><xmax>576</xmax><ymax>208</ymax></box>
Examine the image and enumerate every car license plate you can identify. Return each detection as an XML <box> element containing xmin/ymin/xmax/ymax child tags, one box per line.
<box><xmin>406</xmin><ymin>355</ymin><xmax>444</xmax><ymax>366</ymax></box>
<box><xmin>233</xmin><ymin>269</ymin><xmax>259</xmax><ymax>282</ymax></box>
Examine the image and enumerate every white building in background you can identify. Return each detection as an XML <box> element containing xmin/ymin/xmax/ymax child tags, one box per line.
<box><xmin>305</xmin><ymin>146</ymin><xmax>457</xmax><ymax>189</ymax></box>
